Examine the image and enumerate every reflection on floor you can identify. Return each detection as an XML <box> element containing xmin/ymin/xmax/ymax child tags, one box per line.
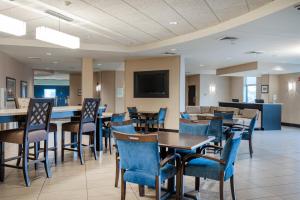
<box><xmin>1</xmin><ymin>126</ymin><xmax>300</xmax><ymax>200</ymax></box>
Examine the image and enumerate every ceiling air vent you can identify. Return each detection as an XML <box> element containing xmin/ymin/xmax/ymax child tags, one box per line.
<box><xmin>45</xmin><ymin>10</ymin><xmax>73</xmax><ymax>22</ymax></box>
<box><xmin>28</xmin><ymin>57</ymin><xmax>41</xmax><ymax>60</ymax></box>
<box><xmin>163</xmin><ymin>52</ymin><xmax>176</xmax><ymax>55</ymax></box>
<box><xmin>245</xmin><ymin>51</ymin><xmax>264</xmax><ymax>55</ymax></box>
<box><xmin>218</xmin><ymin>36</ymin><xmax>239</xmax><ymax>41</ymax></box>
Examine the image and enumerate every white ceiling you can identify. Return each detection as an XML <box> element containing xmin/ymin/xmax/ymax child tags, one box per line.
<box><xmin>0</xmin><ymin>0</ymin><xmax>300</xmax><ymax>75</ymax></box>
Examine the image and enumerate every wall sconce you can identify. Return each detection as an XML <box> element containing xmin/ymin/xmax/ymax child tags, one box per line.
<box><xmin>209</xmin><ymin>84</ymin><xmax>216</xmax><ymax>94</ymax></box>
<box><xmin>96</xmin><ymin>82</ymin><xmax>101</xmax><ymax>92</ymax></box>
<box><xmin>288</xmin><ymin>81</ymin><xmax>296</xmax><ymax>92</ymax></box>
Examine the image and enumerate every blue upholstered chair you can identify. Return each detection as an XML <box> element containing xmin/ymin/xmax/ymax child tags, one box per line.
<box><xmin>127</xmin><ymin>107</ymin><xmax>141</xmax><ymax>126</ymax></box>
<box><xmin>114</xmin><ymin>132</ymin><xmax>181</xmax><ymax>200</ymax></box>
<box><xmin>103</xmin><ymin>113</ymin><xmax>126</xmax><ymax>154</ymax></box>
<box><xmin>232</xmin><ymin>110</ymin><xmax>258</xmax><ymax>158</ymax></box>
<box><xmin>111</xmin><ymin>120</ymin><xmax>137</xmax><ymax>188</ymax></box>
<box><xmin>182</xmin><ymin>132</ymin><xmax>242</xmax><ymax>200</ymax></box>
<box><xmin>180</xmin><ymin>112</ymin><xmax>190</xmax><ymax>119</ymax></box>
<box><xmin>147</xmin><ymin>108</ymin><xmax>167</xmax><ymax>131</ymax></box>
<box><xmin>177</xmin><ymin>119</ymin><xmax>209</xmax><ymax>156</ymax></box>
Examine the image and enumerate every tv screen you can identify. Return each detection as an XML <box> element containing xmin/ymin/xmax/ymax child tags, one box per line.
<box><xmin>134</xmin><ymin>70</ymin><xmax>169</xmax><ymax>98</ymax></box>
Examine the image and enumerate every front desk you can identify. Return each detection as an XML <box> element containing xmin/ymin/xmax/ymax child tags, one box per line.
<box><xmin>219</xmin><ymin>102</ymin><xmax>282</xmax><ymax>130</ymax></box>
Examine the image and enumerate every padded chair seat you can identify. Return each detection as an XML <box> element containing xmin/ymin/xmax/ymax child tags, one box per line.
<box><xmin>62</xmin><ymin>121</ymin><xmax>95</xmax><ymax>133</ymax></box>
<box><xmin>176</xmin><ymin>149</ymin><xmax>196</xmax><ymax>156</ymax></box>
<box><xmin>185</xmin><ymin>158</ymin><xmax>233</xmax><ymax>181</ymax></box>
<box><xmin>0</xmin><ymin>129</ymin><xmax>47</xmax><ymax>144</ymax></box>
<box><xmin>123</xmin><ymin>163</ymin><xmax>177</xmax><ymax>187</ymax></box>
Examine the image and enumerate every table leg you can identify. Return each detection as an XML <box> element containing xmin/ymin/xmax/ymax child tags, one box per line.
<box><xmin>96</xmin><ymin>117</ymin><xmax>103</xmax><ymax>151</ymax></box>
<box><xmin>167</xmin><ymin>148</ymin><xmax>175</xmax><ymax>193</ymax></box>
<box><xmin>0</xmin><ymin>142</ymin><xmax>5</xmax><ymax>182</ymax></box>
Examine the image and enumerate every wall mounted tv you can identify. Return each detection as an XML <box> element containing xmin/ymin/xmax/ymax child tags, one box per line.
<box><xmin>134</xmin><ymin>70</ymin><xmax>169</xmax><ymax>98</ymax></box>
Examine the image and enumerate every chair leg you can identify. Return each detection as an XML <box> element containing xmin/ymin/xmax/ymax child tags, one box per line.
<box><xmin>155</xmin><ymin>176</ymin><xmax>161</xmax><ymax>200</ymax></box>
<box><xmin>16</xmin><ymin>144</ymin><xmax>22</xmax><ymax>167</ymax></box>
<box><xmin>22</xmin><ymin>142</ymin><xmax>30</xmax><ymax>187</ymax></box>
<box><xmin>115</xmin><ymin>154</ymin><xmax>120</xmax><ymax>188</ymax></box>
<box><xmin>195</xmin><ymin>177</ymin><xmax>200</xmax><ymax>192</ymax></box>
<box><xmin>0</xmin><ymin>142</ymin><xmax>5</xmax><ymax>182</ymax></box>
<box><xmin>53</xmin><ymin>131</ymin><xmax>58</xmax><ymax>165</ymax></box>
<box><xmin>176</xmin><ymin>170</ymin><xmax>181</xmax><ymax>200</ymax></box>
<box><xmin>34</xmin><ymin>142</ymin><xmax>39</xmax><ymax>170</ymax></box>
<box><xmin>139</xmin><ymin>185</ymin><xmax>145</xmax><ymax>197</ymax></box>
<box><xmin>61</xmin><ymin>131</ymin><xmax>65</xmax><ymax>163</ymax></box>
<box><xmin>219</xmin><ymin>172</ymin><xmax>224</xmax><ymax>200</ymax></box>
<box><xmin>230</xmin><ymin>176</ymin><xmax>236</xmax><ymax>200</ymax></box>
<box><xmin>249</xmin><ymin>138</ymin><xmax>253</xmax><ymax>158</ymax></box>
<box><xmin>121</xmin><ymin>169</ymin><xmax>126</xmax><ymax>200</ymax></box>
<box><xmin>104</xmin><ymin>136</ymin><xmax>108</xmax><ymax>150</ymax></box>
<box><xmin>78</xmin><ymin>133</ymin><xmax>84</xmax><ymax>165</ymax></box>
<box><xmin>43</xmin><ymin>140</ymin><xmax>51</xmax><ymax>178</ymax></box>
<box><xmin>92</xmin><ymin>131</ymin><xmax>98</xmax><ymax>160</ymax></box>
<box><xmin>108</xmin><ymin>130</ymin><xmax>112</xmax><ymax>155</ymax></box>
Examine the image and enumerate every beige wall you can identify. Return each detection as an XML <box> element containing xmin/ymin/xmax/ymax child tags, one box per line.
<box><xmin>230</xmin><ymin>77</ymin><xmax>244</xmax><ymax>102</ymax></box>
<box><xmin>200</xmin><ymin>75</ymin><xmax>230</xmax><ymax>106</ymax></box>
<box><xmin>115</xmin><ymin>71</ymin><xmax>125</xmax><ymax>113</ymax></box>
<box><xmin>69</xmin><ymin>74</ymin><xmax>82</xmax><ymax>106</ymax></box>
<box><xmin>101</xmin><ymin>71</ymin><xmax>116</xmax><ymax>113</ymax></box>
<box><xmin>277</xmin><ymin>73</ymin><xmax>300</xmax><ymax>124</ymax></box>
<box><xmin>0</xmin><ymin>51</ymin><xmax>33</xmax><ymax>101</ymax></box>
<box><xmin>185</xmin><ymin>74</ymin><xmax>200</xmax><ymax>106</ymax></box>
<box><xmin>125</xmin><ymin>56</ymin><xmax>182</xmax><ymax>129</ymax></box>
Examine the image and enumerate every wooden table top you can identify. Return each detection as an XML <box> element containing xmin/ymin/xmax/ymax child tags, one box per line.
<box><xmin>157</xmin><ymin>131</ymin><xmax>215</xmax><ymax>150</ymax></box>
<box><xmin>0</xmin><ymin>106</ymin><xmax>112</xmax><ymax>117</ymax></box>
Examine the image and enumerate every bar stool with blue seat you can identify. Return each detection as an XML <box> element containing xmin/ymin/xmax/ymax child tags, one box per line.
<box><xmin>181</xmin><ymin>132</ymin><xmax>242</xmax><ymax>200</ymax></box>
<box><xmin>111</xmin><ymin>120</ymin><xmax>137</xmax><ymax>188</ymax></box>
<box><xmin>180</xmin><ymin>112</ymin><xmax>190</xmax><ymax>119</ymax></box>
<box><xmin>114</xmin><ymin>132</ymin><xmax>181</xmax><ymax>200</ymax></box>
<box><xmin>146</xmin><ymin>108</ymin><xmax>167</xmax><ymax>131</ymax></box>
<box><xmin>103</xmin><ymin>113</ymin><xmax>126</xmax><ymax>154</ymax></box>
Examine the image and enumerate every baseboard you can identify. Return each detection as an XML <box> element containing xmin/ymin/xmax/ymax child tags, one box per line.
<box><xmin>281</xmin><ymin>122</ymin><xmax>300</xmax><ymax>128</ymax></box>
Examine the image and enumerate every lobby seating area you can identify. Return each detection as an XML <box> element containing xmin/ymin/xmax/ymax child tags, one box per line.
<box><xmin>1</xmin><ymin>1</ymin><xmax>300</xmax><ymax>200</ymax></box>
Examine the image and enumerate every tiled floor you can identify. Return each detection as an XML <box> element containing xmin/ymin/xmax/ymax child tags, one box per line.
<box><xmin>1</xmin><ymin>126</ymin><xmax>300</xmax><ymax>200</ymax></box>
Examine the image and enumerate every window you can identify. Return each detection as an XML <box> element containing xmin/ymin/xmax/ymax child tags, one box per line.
<box><xmin>44</xmin><ymin>89</ymin><xmax>56</xmax><ymax>98</ymax></box>
<box><xmin>244</xmin><ymin>77</ymin><xmax>256</xmax><ymax>103</ymax></box>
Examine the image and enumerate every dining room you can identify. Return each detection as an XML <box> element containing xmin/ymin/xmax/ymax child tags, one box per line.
<box><xmin>1</xmin><ymin>1</ymin><xmax>300</xmax><ymax>200</ymax></box>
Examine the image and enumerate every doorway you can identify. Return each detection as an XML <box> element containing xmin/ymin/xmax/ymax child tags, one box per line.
<box><xmin>188</xmin><ymin>85</ymin><xmax>196</xmax><ymax>106</ymax></box>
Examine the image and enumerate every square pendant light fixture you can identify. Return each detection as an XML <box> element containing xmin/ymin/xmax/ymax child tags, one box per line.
<box><xmin>36</xmin><ymin>26</ymin><xmax>80</xmax><ymax>49</ymax></box>
<box><xmin>0</xmin><ymin>14</ymin><xmax>26</xmax><ymax>36</ymax></box>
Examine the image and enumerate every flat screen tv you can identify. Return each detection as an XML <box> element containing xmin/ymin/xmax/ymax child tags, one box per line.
<box><xmin>134</xmin><ymin>70</ymin><xmax>169</xmax><ymax>98</ymax></box>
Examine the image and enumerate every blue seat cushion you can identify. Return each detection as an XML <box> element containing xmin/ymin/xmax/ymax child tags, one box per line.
<box><xmin>123</xmin><ymin>164</ymin><xmax>177</xmax><ymax>187</ymax></box>
<box><xmin>176</xmin><ymin>149</ymin><xmax>196</xmax><ymax>156</ymax></box>
<box><xmin>184</xmin><ymin>158</ymin><xmax>233</xmax><ymax>181</ymax></box>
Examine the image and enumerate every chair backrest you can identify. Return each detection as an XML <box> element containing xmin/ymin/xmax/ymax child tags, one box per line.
<box><xmin>179</xmin><ymin>118</ymin><xmax>209</xmax><ymax>136</ymax></box>
<box><xmin>180</xmin><ymin>112</ymin><xmax>190</xmax><ymax>119</ymax></box>
<box><xmin>203</xmin><ymin>116</ymin><xmax>223</xmax><ymax>141</ymax></box>
<box><xmin>248</xmin><ymin>114</ymin><xmax>258</xmax><ymax>135</ymax></box>
<box><xmin>111</xmin><ymin>120</ymin><xmax>137</xmax><ymax>134</ymax></box>
<box><xmin>25</xmin><ymin>98</ymin><xmax>54</xmax><ymax>133</ymax></box>
<box><xmin>221</xmin><ymin>132</ymin><xmax>242</xmax><ymax>170</ymax></box>
<box><xmin>80</xmin><ymin>98</ymin><xmax>100</xmax><ymax>124</ymax></box>
<box><xmin>127</xmin><ymin>107</ymin><xmax>138</xmax><ymax>119</ymax></box>
<box><xmin>114</xmin><ymin>132</ymin><xmax>160</xmax><ymax>176</ymax></box>
<box><xmin>111</xmin><ymin>112</ymin><xmax>126</xmax><ymax>123</ymax></box>
<box><xmin>15</xmin><ymin>97</ymin><xmax>30</xmax><ymax>109</ymax></box>
<box><xmin>214</xmin><ymin>110</ymin><xmax>234</xmax><ymax>120</ymax></box>
<box><xmin>158</xmin><ymin>107</ymin><xmax>167</xmax><ymax>122</ymax></box>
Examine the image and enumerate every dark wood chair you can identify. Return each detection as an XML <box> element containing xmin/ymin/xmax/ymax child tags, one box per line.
<box><xmin>14</xmin><ymin>98</ymin><xmax>58</xmax><ymax>166</ymax></box>
<box><xmin>61</xmin><ymin>98</ymin><xmax>100</xmax><ymax>165</ymax></box>
<box><xmin>0</xmin><ymin>98</ymin><xmax>54</xmax><ymax>186</ymax></box>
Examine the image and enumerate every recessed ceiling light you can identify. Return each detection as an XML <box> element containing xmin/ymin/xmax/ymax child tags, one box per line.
<box><xmin>200</xmin><ymin>64</ymin><xmax>205</xmax><ymax>67</ymax></box>
<box><xmin>46</xmin><ymin>52</ymin><xmax>52</xmax><ymax>56</ymax></box>
<box><xmin>273</xmin><ymin>66</ymin><xmax>284</xmax><ymax>71</ymax></box>
<box><xmin>53</xmin><ymin>61</ymin><xmax>58</xmax><ymax>64</ymax></box>
<box><xmin>27</xmin><ymin>56</ymin><xmax>41</xmax><ymax>60</ymax></box>
<box><xmin>169</xmin><ymin>21</ymin><xmax>178</xmax><ymax>25</ymax></box>
<box><xmin>245</xmin><ymin>51</ymin><xmax>264</xmax><ymax>55</ymax></box>
<box><xmin>170</xmin><ymin>48</ymin><xmax>176</xmax><ymax>51</ymax></box>
<box><xmin>97</xmin><ymin>63</ymin><xmax>102</xmax><ymax>66</ymax></box>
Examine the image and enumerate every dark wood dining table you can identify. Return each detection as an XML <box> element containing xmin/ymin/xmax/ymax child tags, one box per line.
<box><xmin>138</xmin><ymin>111</ymin><xmax>159</xmax><ymax>132</ymax></box>
<box><xmin>156</xmin><ymin>131</ymin><xmax>215</xmax><ymax>199</ymax></box>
